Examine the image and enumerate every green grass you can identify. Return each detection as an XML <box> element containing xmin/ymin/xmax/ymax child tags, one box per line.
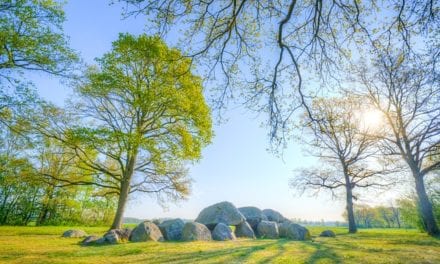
<box><xmin>0</xmin><ymin>226</ymin><xmax>439</xmax><ymax>263</ymax></box>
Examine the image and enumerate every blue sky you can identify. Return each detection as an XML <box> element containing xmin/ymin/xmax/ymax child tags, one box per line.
<box><xmin>32</xmin><ymin>0</ymin><xmax>405</xmax><ymax>221</ymax></box>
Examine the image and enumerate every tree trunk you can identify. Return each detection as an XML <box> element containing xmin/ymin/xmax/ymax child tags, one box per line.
<box><xmin>345</xmin><ymin>185</ymin><xmax>357</xmax><ymax>233</ymax></box>
<box><xmin>110</xmin><ymin>153</ymin><xmax>137</xmax><ymax>230</ymax></box>
<box><xmin>414</xmin><ymin>174</ymin><xmax>439</xmax><ymax>236</ymax></box>
<box><xmin>110</xmin><ymin>179</ymin><xmax>130</xmax><ymax>230</ymax></box>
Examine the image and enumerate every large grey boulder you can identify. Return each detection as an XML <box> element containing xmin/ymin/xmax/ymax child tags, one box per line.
<box><xmin>212</xmin><ymin>223</ymin><xmax>236</xmax><ymax>241</ymax></box>
<box><xmin>235</xmin><ymin>221</ymin><xmax>256</xmax><ymax>239</ymax></box>
<box><xmin>62</xmin><ymin>229</ymin><xmax>87</xmax><ymax>238</ymax></box>
<box><xmin>257</xmin><ymin>220</ymin><xmax>279</xmax><ymax>239</ymax></box>
<box><xmin>238</xmin><ymin>206</ymin><xmax>266</xmax><ymax>231</ymax></box>
<box><xmin>320</xmin><ymin>230</ymin><xmax>336</xmax><ymax>237</ymax></box>
<box><xmin>158</xmin><ymin>218</ymin><xmax>185</xmax><ymax>241</ymax></box>
<box><xmin>181</xmin><ymin>222</ymin><xmax>212</xmax><ymax>241</ymax></box>
<box><xmin>195</xmin><ymin>201</ymin><xmax>245</xmax><ymax>229</ymax></box>
<box><xmin>262</xmin><ymin>209</ymin><xmax>287</xmax><ymax>223</ymax></box>
<box><xmin>129</xmin><ymin>221</ymin><xmax>164</xmax><ymax>242</ymax></box>
<box><xmin>283</xmin><ymin>223</ymin><xmax>311</xmax><ymax>240</ymax></box>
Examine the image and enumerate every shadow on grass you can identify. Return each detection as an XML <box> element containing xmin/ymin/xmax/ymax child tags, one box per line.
<box><xmin>304</xmin><ymin>241</ymin><xmax>342</xmax><ymax>264</ymax></box>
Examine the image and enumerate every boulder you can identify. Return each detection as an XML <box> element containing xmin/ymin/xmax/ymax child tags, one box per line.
<box><xmin>257</xmin><ymin>221</ymin><xmax>279</xmax><ymax>239</ymax></box>
<box><xmin>181</xmin><ymin>222</ymin><xmax>212</xmax><ymax>241</ymax></box>
<box><xmin>283</xmin><ymin>223</ymin><xmax>311</xmax><ymax>240</ymax></box>
<box><xmin>103</xmin><ymin>230</ymin><xmax>119</xmax><ymax>244</ymax></box>
<box><xmin>278</xmin><ymin>221</ymin><xmax>291</xmax><ymax>238</ymax></box>
<box><xmin>103</xmin><ymin>228</ymin><xmax>132</xmax><ymax>244</ymax></box>
<box><xmin>129</xmin><ymin>221</ymin><xmax>164</xmax><ymax>242</ymax></box>
<box><xmin>234</xmin><ymin>221</ymin><xmax>256</xmax><ymax>239</ymax></box>
<box><xmin>212</xmin><ymin>223</ymin><xmax>236</xmax><ymax>241</ymax></box>
<box><xmin>320</xmin><ymin>230</ymin><xmax>336</xmax><ymax>237</ymax></box>
<box><xmin>262</xmin><ymin>209</ymin><xmax>287</xmax><ymax>223</ymax></box>
<box><xmin>238</xmin><ymin>206</ymin><xmax>266</xmax><ymax>231</ymax></box>
<box><xmin>62</xmin><ymin>229</ymin><xmax>87</xmax><ymax>238</ymax></box>
<box><xmin>158</xmin><ymin>218</ymin><xmax>185</xmax><ymax>241</ymax></box>
<box><xmin>81</xmin><ymin>235</ymin><xmax>100</xmax><ymax>246</ymax></box>
<box><xmin>195</xmin><ymin>201</ymin><xmax>245</xmax><ymax>229</ymax></box>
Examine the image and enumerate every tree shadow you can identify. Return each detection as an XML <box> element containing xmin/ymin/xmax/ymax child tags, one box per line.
<box><xmin>304</xmin><ymin>241</ymin><xmax>342</xmax><ymax>264</ymax></box>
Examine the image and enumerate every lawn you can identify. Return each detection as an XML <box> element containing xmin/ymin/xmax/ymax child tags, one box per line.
<box><xmin>0</xmin><ymin>226</ymin><xmax>439</xmax><ymax>263</ymax></box>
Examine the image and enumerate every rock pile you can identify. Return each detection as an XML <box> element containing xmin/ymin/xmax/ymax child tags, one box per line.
<box><xmin>68</xmin><ymin>201</ymin><xmax>311</xmax><ymax>246</ymax></box>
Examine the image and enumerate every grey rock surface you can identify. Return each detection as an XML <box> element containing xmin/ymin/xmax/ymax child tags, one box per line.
<box><xmin>212</xmin><ymin>223</ymin><xmax>236</xmax><ymax>241</ymax></box>
<box><xmin>129</xmin><ymin>221</ymin><xmax>164</xmax><ymax>242</ymax></box>
<box><xmin>195</xmin><ymin>201</ymin><xmax>245</xmax><ymax>229</ymax></box>
<box><xmin>158</xmin><ymin>218</ymin><xmax>185</xmax><ymax>241</ymax></box>
<box><xmin>257</xmin><ymin>220</ymin><xmax>279</xmax><ymax>239</ymax></box>
<box><xmin>181</xmin><ymin>222</ymin><xmax>212</xmax><ymax>241</ymax></box>
<box><xmin>234</xmin><ymin>221</ymin><xmax>256</xmax><ymax>239</ymax></box>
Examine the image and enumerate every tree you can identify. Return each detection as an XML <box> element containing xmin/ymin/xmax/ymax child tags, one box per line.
<box><xmin>40</xmin><ymin>34</ymin><xmax>212</xmax><ymax>229</ymax></box>
<box><xmin>358</xmin><ymin>51</ymin><xmax>440</xmax><ymax>235</ymax></box>
<box><xmin>0</xmin><ymin>0</ymin><xmax>78</xmax><ymax>82</ymax></box>
<box><xmin>117</xmin><ymin>0</ymin><xmax>439</xmax><ymax>140</ymax></box>
<box><xmin>292</xmin><ymin>96</ymin><xmax>393</xmax><ymax>233</ymax></box>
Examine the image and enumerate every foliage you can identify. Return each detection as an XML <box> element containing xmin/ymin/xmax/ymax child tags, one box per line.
<box><xmin>1</xmin><ymin>226</ymin><xmax>440</xmax><ymax>263</ymax></box>
<box><xmin>0</xmin><ymin>0</ymin><xmax>78</xmax><ymax>82</ymax></box>
<box><xmin>36</xmin><ymin>33</ymin><xmax>213</xmax><ymax>228</ymax></box>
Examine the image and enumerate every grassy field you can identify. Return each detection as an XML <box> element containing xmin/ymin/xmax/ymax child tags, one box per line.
<box><xmin>0</xmin><ymin>225</ymin><xmax>439</xmax><ymax>263</ymax></box>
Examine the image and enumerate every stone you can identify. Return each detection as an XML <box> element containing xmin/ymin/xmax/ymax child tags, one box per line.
<box><xmin>81</xmin><ymin>235</ymin><xmax>100</xmax><ymax>246</ymax></box>
<box><xmin>320</xmin><ymin>230</ymin><xmax>336</xmax><ymax>237</ymax></box>
<box><xmin>195</xmin><ymin>201</ymin><xmax>245</xmax><ymax>229</ymax></box>
<box><xmin>181</xmin><ymin>222</ymin><xmax>212</xmax><ymax>241</ymax></box>
<box><xmin>158</xmin><ymin>218</ymin><xmax>185</xmax><ymax>241</ymax></box>
<box><xmin>262</xmin><ymin>209</ymin><xmax>287</xmax><ymax>223</ymax></box>
<box><xmin>103</xmin><ymin>230</ymin><xmax>119</xmax><ymax>244</ymax></box>
<box><xmin>257</xmin><ymin>221</ymin><xmax>279</xmax><ymax>239</ymax></box>
<box><xmin>129</xmin><ymin>221</ymin><xmax>164</xmax><ymax>242</ymax></box>
<box><xmin>283</xmin><ymin>223</ymin><xmax>311</xmax><ymax>240</ymax></box>
<box><xmin>212</xmin><ymin>223</ymin><xmax>236</xmax><ymax>241</ymax></box>
<box><xmin>238</xmin><ymin>206</ymin><xmax>266</xmax><ymax>231</ymax></box>
<box><xmin>234</xmin><ymin>221</ymin><xmax>256</xmax><ymax>239</ymax></box>
<box><xmin>62</xmin><ymin>229</ymin><xmax>87</xmax><ymax>238</ymax></box>
<box><xmin>278</xmin><ymin>221</ymin><xmax>291</xmax><ymax>238</ymax></box>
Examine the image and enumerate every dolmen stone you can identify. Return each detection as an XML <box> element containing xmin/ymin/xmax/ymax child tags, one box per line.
<box><xmin>129</xmin><ymin>221</ymin><xmax>164</xmax><ymax>242</ymax></box>
<box><xmin>181</xmin><ymin>222</ymin><xmax>212</xmax><ymax>241</ymax></box>
<box><xmin>81</xmin><ymin>235</ymin><xmax>100</xmax><ymax>245</ymax></box>
<box><xmin>262</xmin><ymin>209</ymin><xmax>287</xmax><ymax>223</ymax></box>
<box><xmin>195</xmin><ymin>201</ymin><xmax>245</xmax><ymax>229</ymax></box>
<box><xmin>257</xmin><ymin>220</ymin><xmax>279</xmax><ymax>239</ymax></box>
<box><xmin>320</xmin><ymin>230</ymin><xmax>336</xmax><ymax>237</ymax></box>
<box><xmin>158</xmin><ymin>218</ymin><xmax>185</xmax><ymax>241</ymax></box>
<box><xmin>234</xmin><ymin>221</ymin><xmax>256</xmax><ymax>239</ymax></box>
<box><xmin>212</xmin><ymin>223</ymin><xmax>236</xmax><ymax>241</ymax></box>
<box><xmin>281</xmin><ymin>222</ymin><xmax>311</xmax><ymax>240</ymax></box>
<box><xmin>238</xmin><ymin>206</ymin><xmax>266</xmax><ymax>231</ymax></box>
<box><xmin>278</xmin><ymin>221</ymin><xmax>291</xmax><ymax>238</ymax></box>
<box><xmin>62</xmin><ymin>229</ymin><xmax>87</xmax><ymax>238</ymax></box>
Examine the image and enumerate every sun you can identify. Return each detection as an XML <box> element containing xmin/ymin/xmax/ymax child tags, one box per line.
<box><xmin>360</xmin><ymin>108</ymin><xmax>384</xmax><ymax>132</ymax></box>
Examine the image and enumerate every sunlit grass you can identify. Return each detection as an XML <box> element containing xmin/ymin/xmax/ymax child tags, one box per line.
<box><xmin>0</xmin><ymin>226</ymin><xmax>438</xmax><ymax>263</ymax></box>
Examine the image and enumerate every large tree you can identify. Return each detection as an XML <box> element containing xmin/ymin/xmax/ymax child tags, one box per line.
<box><xmin>41</xmin><ymin>34</ymin><xmax>212</xmax><ymax>229</ymax></box>
<box><xmin>358</xmin><ymin>51</ymin><xmax>440</xmax><ymax>235</ymax></box>
<box><xmin>292</xmin><ymin>96</ymin><xmax>393</xmax><ymax>233</ymax></box>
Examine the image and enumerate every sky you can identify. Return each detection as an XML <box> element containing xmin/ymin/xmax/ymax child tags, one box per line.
<box><xmin>31</xmin><ymin>0</ymin><xmax>406</xmax><ymax>222</ymax></box>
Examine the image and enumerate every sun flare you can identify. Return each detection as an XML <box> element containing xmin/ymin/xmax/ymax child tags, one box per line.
<box><xmin>360</xmin><ymin>108</ymin><xmax>384</xmax><ymax>131</ymax></box>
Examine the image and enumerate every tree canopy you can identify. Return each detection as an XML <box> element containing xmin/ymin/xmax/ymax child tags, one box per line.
<box><xmin>40</xmin><ymin>34</ymin><xmax>213</xmax><ymax>229</ymax></box>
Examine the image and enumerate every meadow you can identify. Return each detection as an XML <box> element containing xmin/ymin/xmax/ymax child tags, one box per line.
<box><xmin>0</xmin><ymin>226</ymin><xmax>439</xmax><ymax>264</ymax></box>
